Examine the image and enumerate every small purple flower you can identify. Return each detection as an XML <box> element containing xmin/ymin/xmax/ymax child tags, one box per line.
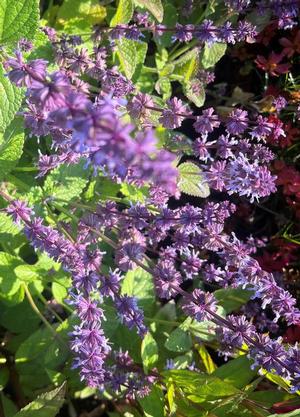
<box><xmin>173</xmin><ymin>24</ymin><xmax>194</xmax><ymax>42</ymax></box>
<box><xmin>273</xmin><ymin>96</ymin><xmax>287</xmax><ymax>112</ymax></box>
<box><xmin>193</xmin><ymin>135</ymin><xmax>214</xmax><ymax>161</ymax></box>
<box><xmin>115</xmin><ymin>295</ymin><xmax>147</xmax><ymax>336</ymax></box>
<box><xmin>99</xmin><ymin>269</ymin><xmax>122</xmax><ymax>299</ymax></box>
<box><xmin>226</xmin><ymin>109</ymin><xmax>249</xmax><ymax>134</ymax></box>
<box><xmin>193</xmin><ymin>108</ymin><xmax>220</xmax><ymax>134</ymax></box>
<box><xmin>30</xmin><ymin>71</ymin><xmax>71</xmax><ymax>111</ymax></box>
<box><xmin>182</xmin><ymin>289</ymin><xmax>217</xmax><ymax>322</ymax></box>
<box><xmin>5</xmin><ymin>50</ymin><xmax>47</xmax><ymax>87</ymax></box>
<box><xmin>195</xmin><ymin>20</ymin><xmax>217</xmax><ymax>45</ymax></box>
<box><xmin>159</xmin><ymin>98</ymin><xmax>190</xmax><ymax>129</ymax></box>
<box><xmin>6</xmin><ymin>200</ymin><xmax>33</xmax><ymax>224</ymax></box>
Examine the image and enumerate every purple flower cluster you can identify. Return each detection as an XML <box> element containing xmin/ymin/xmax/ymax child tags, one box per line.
<box><xmin>5</xmin><ymin>199</ymin><xmax>148</xmax><ymax>389</ymax></box>
<box><xmin>5</xmin><ymin>50</ymin><xmax>178</xmax><ymax>194</ymax></box>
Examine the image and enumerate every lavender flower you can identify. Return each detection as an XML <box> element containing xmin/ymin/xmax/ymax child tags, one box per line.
<box><xmin>182</xmin><ymin>289</ymin><xmax>217</xmax><ymax>322</ymax></box>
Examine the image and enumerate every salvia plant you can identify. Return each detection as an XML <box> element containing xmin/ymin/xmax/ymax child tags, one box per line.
<box><xmin>0</xmin><ymin>0</ymin><xmax>300</xmax><ymax>416</ymax></box>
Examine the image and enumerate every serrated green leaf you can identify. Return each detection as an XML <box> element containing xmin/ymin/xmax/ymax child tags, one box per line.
<box><xmin>0</xmin><ymin>212</ymin><xmax>21</xmax><ymax>235</ymax></box>
<box><xmin>120</xmin><ymin>182</ymin><xmax>148</xmax><ymax>203</ymax></box>
<box><xmin>141</xmin><ymin>332</ymin><xmax>158</xmax><ymax>372</ymax></box>
<box><xmin>178</xmin><ymin>162</ymin><xmax>210</xmax><ymax>198</ymax></box>
<box><xmin>111</xmin><ymin>0</ymin><xmax>134</xmax><ymax>26</ymax></box>
<box><xmin>0</xmin><ymin>66</ymin><xmax>24</xmax><ymax>133</ymax></box>
<box><xmin>135</xmin><ymin>0</ymin><xmax>164</xmax><ymax>22</ymax></box>
<box><xmin>13</xmin><ymin>383</ymin><xmax>66</xmax><ymax>417</ymax></box>
<box><xmin>164</xmin><ymin>369</ymin><xmax>239</xmax><ymax>398</ymax></box>
<box><xmin>133</xmin><ymin>41</ymin><xmax>148</xmax><ymax>81</ymax></box>
<box><xmin>173</xmin><ymin>48</ymin><xmax>200</xmax><ymax>81</ymax></box>
<box><xmin>201</xmin><ymin>43</ymin><xmax>227</xmax><ymax>69</ymax></box>
<box><xmin>26</xmin><ymin>30</ymin><xmax>55</xmax><ymax>67</ymax></box>
<box><xmin>43</xmin><ymin>160</ymin><xmax>90</xmax><ymax>202</ymax></box>
<box><xmin>0</xmin><ymin>0</ymin><xmax>39</xmax><ymax>44</ymax></box>
<box><xmin>165</xmin><ymin>327</ymin><xmax>192</xmax><ymax>353</ymax></box>
<box><xmin>155</xmin><ymin>77</ymin><xmax>172</xmax><ymax>100</ymax></box>
<box><xmin>121</xmin><ymin>266</ymin><xmax>155</xmax><ymax>315</ymax></box>
<box><xmin>183</xmin><ymin>79</ymin><xmax>205</xmax><ymax>108</ymax></box>
<box><xmin>0</xmin><ymin>118</ymin><xmax>24</xmax><ymax>180</ymax></box>
<box><xmin>116</xmin><ymin>38</ymin><xmax>137</xmax><ymax>79</ymax></box>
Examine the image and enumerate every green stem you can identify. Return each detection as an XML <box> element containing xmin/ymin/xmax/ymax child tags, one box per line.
<box><xmin>38</xmin><ymin>293</ymin><xmax>64</xmax><ymax>323</ymax></box>
<box><xmin>169</xmin><ymin>40</ymin><xmax>198</xmax><ymax>61</ymax></box>
<box><xmin>23</xmin><ymin>284</ymin><xmax>65</xmax><ymax>345</ymax></box>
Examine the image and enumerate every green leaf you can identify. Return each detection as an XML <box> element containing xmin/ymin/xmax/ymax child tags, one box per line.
<box><xmin>116</xmin><ymin>38</ymin><xmax>137</xmax><ymax>79</ymax></box>
<box><xmin>182</xmin><ymin>79</ymin><xmax>205</xmax><ymax>108</ymax></box>
<box><xmin>0</xmin><ymin>0</ymin><xmax>39</xmax><ymax>44</ymax></box>
<box><xmin>0</xmin><ymin>252</ymin><xmax>23</xmax><ymax>299</ymax></box>
<box><xmin>178</xmin><ymin>162</ymin><xmax>210</xmax><ymax>198</ymax></box>
<box><xmin>13</xmin><ymin>382</ymin><xmax>66</xmax><ymax>417</ymax></box>
<box><xmin>121</xmin><ymin>266</ymin><xmax>155</xmax><ymax>315</ymax></box>
<box><xmin>197</xmin><ymin>344</ymin><xmax>216</xmax><ymax>374</ymax></box>
<box><xmin>27</xmin><ymin>30</ymin><xmax>55</xmax><ymax>68</ymax></box>
<box><xmin>111</xmin><ymin>0</ymin><xmax>134</xmax><ymax>26</ymax></box>
<box><xmin>120</xmin><ymin>182</ymin><xmax>148</xmax><ymax>203</ymax></box>
<box><xmin>201</xmin><ymin>43</ymin><xmax>227</xmax><ymax>69</ymax></box>
<box><xmin>164</xmin><ymin>370</ymin><xmax>239</xmax><ymax>398</ymax></box>
<box><xmin>154</xmin><ymin>3</ymin><xmax>177</xmax><ymax>47</ymax></box>
<box><xmin>43</xmin><ymin>160</ymin><xmax>90</xmax><ymax>202</ymax></box>
<box><xmin>141</xmin><ymin>332</ymin><xmax>158</xmax><ymax>372</ymax></box>
<box><xmin>214</xmin><ymin>288</ymin><xmax>252</xmax><ymax>313</ymax></box>
<box><xmin>133</xmin><ymin>41</ymin><xmax>148</xmax><ymax>81</ymax></box>
<box><xmin>52</xmin><ymin>282</ymin><xmax>68</xmax><ymax>305</ymax></box>
<box><xmin>134</xmin><ymin>0</ymin><xmax>164</xmax><ymax>22</ymax></box>
<box><xmin>0</xmin><ymin>298</ymin><xmax>41</xmax><ymax>334</ymax></box>
<box><xmin>155</xmin><ymin>77</ymin><xmax>172</xmax><ymax>100</ymax></box>
<box><xmin>173</xmin><ymin>48</ymin><xmax>200</xmax><ymax>81</ymax></box>
<box><xmin>0</xmin><ymin>66</ymin><xmax>24</xmax><ymax>133</ymax></box>
<box><xmin>213</xmin><ymin>356</ymin><xmax>257</xmax><ymax>389</ymax></box>
<box><xmin>165</xmin><ymin>327</ymin><xmax>192</xmax><ymax>353</ymax></box>
<box><xmin>0</xmin><ymin>118</ymin><xmax>25</xmax><ymax>181</ymax></box>
<box><xmin>2</xmin><ymin>393</ymin><xmax>18</xmax><ymax>417</ymax></box>
<box><xmin>0</xmin><ymin>212</ymin><xmax>21</xmax><ymax>235</ymax></box>
<box><xmin>14</xmin><ymin>265</ymin><xmax>39</xmax><ymax>283</ymax></box>
<box><xmin>55</xmin><ymin>0</ymin><xmax>106</xmax><ymax>34</ymax></box>
<box><xmin>138</xmin><ymin>385</ymin><xmax>165</xmax><ymax>417</ymax></box>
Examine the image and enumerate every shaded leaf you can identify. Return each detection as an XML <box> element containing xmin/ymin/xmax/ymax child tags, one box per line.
<box><xmin>138</xmin><ymin>385</ymin><xmax>165</xmax><ymax>417</ymax></box>
<box><xmin>213</xmin><ymin>355</ymin><xmax>257</xmax><ymax>389</ymax></box>
<box><xmin>13</xmin><ymin>383</ymin><xmax>66</xmax><ymax>417</ymax></box>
